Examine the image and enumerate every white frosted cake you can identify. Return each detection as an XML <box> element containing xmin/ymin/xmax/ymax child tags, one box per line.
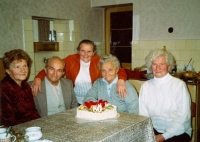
<box><xmin>76</xmin><ymin>100</ymin><xmax>118</xmax><ymax>120</ymax></box>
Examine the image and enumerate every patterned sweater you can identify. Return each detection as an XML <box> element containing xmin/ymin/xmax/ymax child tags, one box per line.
<box><xmin>139</xmin><ymin>73</ymin><xmax>192</xmax><ymax>140</ymax></box>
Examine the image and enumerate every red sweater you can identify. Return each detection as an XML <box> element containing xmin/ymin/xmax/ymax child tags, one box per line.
<box><xmin>0</xmin><ymin>75</ymin><xmax>40</xmax><ymax>126</ymax></box>
<box><xmin>36</xmin><ymin>54</ymin><xmax>127</xmax><ymax>85</ymax></box>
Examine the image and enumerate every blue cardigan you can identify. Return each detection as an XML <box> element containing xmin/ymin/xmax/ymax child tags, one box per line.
<box><xmin>83</xmin><ymin>78</ymin><xmax>139</xmax><ymax>114</ymax></box>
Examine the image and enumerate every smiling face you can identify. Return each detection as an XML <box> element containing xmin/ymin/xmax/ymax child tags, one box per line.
<box><xmin>78</xmin><ymin>43</ymin><xmax>94</xmax><ymax>63</ymax></box>
<box><xmin>151</xmin><ymin>55</ymin><xmax>171</xmax><ymax>78</ymax></box>
<box><xmin>44</xmin><ymin>58</ymin><xmax>65</xmax><ymax>86</ymax></box>
<box><xmin>6</xmin><ymin>59</ymin><xmax>29</xmax><ymax>86</ymax></box>
<box><xmin>101</xmin><ymin>61</ymin><xmax>119</xmax><ymax>84</ymax></box>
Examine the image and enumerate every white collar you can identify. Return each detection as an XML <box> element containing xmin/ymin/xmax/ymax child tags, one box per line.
<box><xmin>153</xmin><ymin>73</ymin><xmax>170</xmax><ymax>81</ymax></box>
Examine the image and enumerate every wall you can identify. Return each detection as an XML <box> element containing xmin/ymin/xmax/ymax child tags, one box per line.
<box><xmin>0</xmin><ymin>0</ymin><xmax>105</xmax><ymax>81</ymax></box>
<box><xmin>0</xmin><ymin>0</ymin><xmax>104</xmax><ymax>57</ymax></box>
<box><xmin>91</xmin><ymin>0</ymin><xmax>200</xmax><ymax>72</ymax></box>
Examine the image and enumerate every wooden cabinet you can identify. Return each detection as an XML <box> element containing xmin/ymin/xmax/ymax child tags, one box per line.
<box><xmin>128</xmin><ymin>79</ymin><xmax>200</xmax><ymax>142</ymax></box>
<box><xmin>34</xmin><ymin>42</ymin><xmax>59</xmax><ymax>52</ymax></box>
<box><xmin>105</xmin><ymin>5</ymin><xmax>132</xmax><ymax>69</ymax></box>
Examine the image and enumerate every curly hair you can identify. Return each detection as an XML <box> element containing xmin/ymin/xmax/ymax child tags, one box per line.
<box><xmin>98</xmin><ymin>54</ymin><xmax>120</xmax><ymax>70</ymax></box>
<box><xmin>76</xmin><ymin>39</ymin><xmax>97</xmax><ymax>54</ymax></box>
<box><xmin>145</xmin><ymin>49</ymin><xmax>176</xmax><ymax>72</ymax></box>
<box><xmin>3</xmin><ymin>49</ymin><xmax>32</xmax><ymax>69</ymax></box>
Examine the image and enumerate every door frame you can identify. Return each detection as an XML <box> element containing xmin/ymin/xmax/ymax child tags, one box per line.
<box><xmin>104</xmin><ymin>5</ymin><xmax>133</xmax><ymax>55</ymax></box>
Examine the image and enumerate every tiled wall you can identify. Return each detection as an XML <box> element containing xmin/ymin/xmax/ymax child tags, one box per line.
<box><xmin>132</xmin><ymin>40</ymin><xmax>200</xmax><ymax>71</ymax></box>
<box><xmin>24</xmin><ymin>19</ymin><xmax>80</xmax><ymax>81</ymax></box>
<box><xmin>23</xmin><ymin>19</ymin><xmax>104</xmax><ymax>81</ymax></box>
<box><xmin>91</xmin><ymin>0</ymin><xmax>200</xmax><ymax>72</ymax></box>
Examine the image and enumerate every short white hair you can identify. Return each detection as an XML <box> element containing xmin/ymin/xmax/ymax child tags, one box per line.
<box><xmin>98</xmin><ymin>54</ymin><xmax>120</xmax><ymax>70</ymax></box>
<box><xmin>145</xmin><ymin>49</ymin><xmax>176</xmax><ymax>72</ymax></box>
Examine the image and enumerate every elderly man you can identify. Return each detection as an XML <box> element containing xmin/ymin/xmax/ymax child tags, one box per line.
<box><xmin>139</xmin><ymin>49</ymin><xmax>192</xmax><ymax>142</ymax></box>
<box><xmin>83</xmin><ymin>54</ymin><xmax>139</xmax><ymax>114</ymax></box>
<box><xmin>30</xmin><ymin>56</ymin><xmax>78</xmax><ymax>117</ymax></box>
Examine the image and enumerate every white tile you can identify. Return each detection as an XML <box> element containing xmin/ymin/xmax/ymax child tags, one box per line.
<box><xmin>139</xmin><ymin>40</ymin><xmax>149</xmax><ymax>50</ymax></box>
<box><xmin>196</xmin><ymin>40</ymin><xmax>200</xmax><ymax>50</ymax></box>
<box><xmin>35</xmin><ymin>61</ymin><xmax>45</xmax><ymax>72</ymax></box>
<box><xmin>194</xmin><ymin>61</ymin><xmax>200</xmax><ymax>72</ymax></box>
<box><xmin>180</xmin><ymin>51</ymin><xmax>192</xmax><ymax>63</ymax></box>
<box><xmin>54</xmin><ymin>23</ymin><xmax>67</xmax><ymax>32</ymax></box>
<box><xmin>24</xmin><ymin>31</ymin><xmax>33</xmax><ymax>42</ymax></box>
<box><xmin>166</xmin><ymin>40</ymin><xmax>175</xmax><ymax>50</ymax></box>
<box><xmin>67</xmin><ymin>41</ymin><xmax>75</xmax><ymax>51</ymax></box>
<box><xmin>135</xmin><ymin>50</ymin><xmax>144</xmax><ymax>60</ymax></box>
<box><xmin>191</xmin><ymin>51</ymin><xmax>200</xmax><ymax>61</ymax></box>
<box><xmin>25</xmin><ymin>41</ymin><xmax>34</xmax><ymax>52</ymax></box>
<box><xmin>156</xmin><ymin>40</ymin><xmax>166</xmax><ymax>49</ymax></box>
<box><xmin>131</xmin><ymin>50</ymin><xmax>136</xmax><ymax>59</ymax></box>
<box><xmin>132</xmin><ymin>41</ymin><xmax>139</xmax><ymax>49</ymax></box>
<box><xmin>30</xmin><ymin>66</ymin><xmax>35</xmax><ymax>76</ymax></box>
<box><xmin>74</xmin><ymin>23</ymin><xmax>80</xmax><ymax>32</ymax></box>
<box><xmin>74</xmin><ymin>32</ymin><xmax>80</xmax><ymax>42</ymax></box>
<box><xmin>185</xmin><ymin>40</ymin><xmax>197</xmax><ymax>50</ymax></box>
<box><xmin>24</xmin><ymin>19</ymin><xmax>33</xmax><ymax>31</ymax></box>
<box><xmin>175</xmin><ymin>40</ymin><xmax>186</xmax><ymax>50</ymax></box>
<box><xmin>171</xmin><ymin>50</ymin><xmax>181</xmax><ymax>60</ymax></box>
<box><xmin>59</xmin><ymin>41</ymin><xmax>68</xmax><ymax>51</ymax></box>
<box><xmin>148</xmin><ymin>41</ymin><xmax>157</xmax><ymax>50</ymax></box>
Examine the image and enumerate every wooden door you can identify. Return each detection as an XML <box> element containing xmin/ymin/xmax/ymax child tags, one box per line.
<box><xmin>105</xmin><ymin>5</ymin><xmax>133</xmax><ymax>69</ymax></box>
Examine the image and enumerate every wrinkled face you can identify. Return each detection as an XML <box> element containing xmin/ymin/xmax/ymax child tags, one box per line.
<box><xmin>44</xmin><ymin>58</ymin><xmax>65</xmax><ymax>86</ymax></box>
<box><xmin>151</xmin><ymin>56</ymin><xmax>171</xmax><ymax>78</ymax></box>
<box><xmin>101</xmin><ymin>62</ymin><xmax>119</xmax><ymax>84</ymax></box>
<box><xmin>6</xmin><ymin>59</ymin><xmax>29</xmax><ymax>86</ymax></box>
<box><xmin>78</xmin><ymin>43</ymin><xmax>94</xmax><ymax>63</ymax></box>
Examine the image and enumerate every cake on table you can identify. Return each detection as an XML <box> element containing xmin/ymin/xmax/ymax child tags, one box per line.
<box><xmin>76</xmin><ymin>99</ymin><xmax>118</xmax><ymax>120</ymax></box>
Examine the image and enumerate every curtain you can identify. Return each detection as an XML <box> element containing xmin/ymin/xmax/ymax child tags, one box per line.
<box><xmin>38</xmin><ymin>20</ymin><xmax>50</xmax><ymax>41</ymax></box>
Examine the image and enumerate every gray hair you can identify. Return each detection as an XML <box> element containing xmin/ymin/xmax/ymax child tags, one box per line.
<box><xmin>145</xmin><ymin>49</ymin><xmax>176</xmax><ymax>72</ymax></box>
<box><xmin>45</xmin><ymin>56</ymin><xmax>65</xmax><ymax>71</ymax></box>
<box><xmin>98</xmin><ymin>54</ymin><xmax>120</xmax><ymax>70</ymax></box>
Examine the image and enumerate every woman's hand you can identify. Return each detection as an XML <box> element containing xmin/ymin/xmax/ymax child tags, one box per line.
<box><xmin>156</xmin><ymin>134</ymin><xmax>165</xmax><ymax>142</ymax></box>
<box><xmin>116</xmin><ymin>79</ymin><xmax>128</xmax><ymax>98</ymax></box>
<box><xmin>31</xmin><ymin>78</ymin><xmax>42</xmax><ymax>97</ymax></box>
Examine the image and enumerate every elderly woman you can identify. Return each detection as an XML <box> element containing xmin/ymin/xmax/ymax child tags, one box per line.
<box><xmin>83</xmin><ymin>54</ymin><xmax>139</xmax><ymax>114</ymax></box>
<box><xmin>139</xmin><ymin>49</ymin><xmax>192</xmax><ymax>142</ymax></box>
<box><xmin>0</xmin><ymin>49</ymin><xmax>40</xmax><ymax>126</ymax></box>
<box><xmin>32</xmin><ymin>39</ymin><xmax>128</xmax><ymax>105</ymax></box>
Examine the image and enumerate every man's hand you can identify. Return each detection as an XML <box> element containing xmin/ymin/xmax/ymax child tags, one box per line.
<box><xmin>156</xmin><ymin>134</ymin><xmax>165</xmax><ymax>142</ymax></box>
<box><xmin>116</xmin><ymin>79</ymin><xmax>128</xmax><ymax>98</ymax></box>
<box><xmin>31</xmin><ymin>78</ymin><xmax>42</xmax><ymax>97</ymax></box>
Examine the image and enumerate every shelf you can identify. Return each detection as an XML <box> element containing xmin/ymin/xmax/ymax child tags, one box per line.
<box><xmin>111</xmin><ymin>28</ymin><xmax>132</xmax><ymax>30</ymax></box>
<box><xmin>110</xmin><ymin>46</ymin><xmax>131</xmax><ymax>47</ymax></box>
<box><xmin>34</xmin><ymin>42</ymin><xmax>59</xmax><ymax>52</ymax></box>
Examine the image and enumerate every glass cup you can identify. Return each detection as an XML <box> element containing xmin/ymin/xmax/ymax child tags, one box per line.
<box><xmin>0</xmin><ymin>133</ymin><xmax>16</xmax><ymax>142</ymax></box>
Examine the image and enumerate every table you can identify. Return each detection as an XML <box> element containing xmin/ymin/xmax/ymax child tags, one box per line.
<box><xmin>12</xmin><ymin>108</ymin><xmax>155</xmax><ymax>142</ymax></box>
